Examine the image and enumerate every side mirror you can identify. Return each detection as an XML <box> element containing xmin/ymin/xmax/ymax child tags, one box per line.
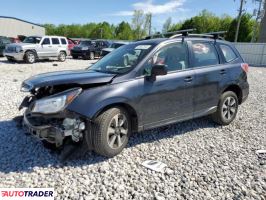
<box><xmin>151</xmin><ymin>64</ymin><xmax>167</xmax><ymax>76</ymax></box>
<box><xmin>146</xmin><ymin>64</ymin><xmax>167</xmax><ymax>81</ymax></box>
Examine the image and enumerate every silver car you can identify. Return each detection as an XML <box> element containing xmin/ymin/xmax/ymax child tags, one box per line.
<box><xmin>4</xmin><ymin>36</ymin><xmax>68</xmax><ymax>63</ymax></box>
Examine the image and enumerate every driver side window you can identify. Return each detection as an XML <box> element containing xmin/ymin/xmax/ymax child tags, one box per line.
<box><xmin>42</xmin><ymin>38</ymin><xmax>50</xmax><ymax>45</ymax></box>
<box><xmin>143</xmin><ymin>42</ymin><xmax>189</xmax><ymax>75</ymax></box>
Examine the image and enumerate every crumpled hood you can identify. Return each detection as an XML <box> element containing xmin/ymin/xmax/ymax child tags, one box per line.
<box><xmin>6</xmin><ymin>43</ymin><xmax>36</xmax><ymax>49</ymax></box>
<box><xmin>22</xmin><ymin>69</ymin><xmax>116</xmax><ymax>90</ymax></box>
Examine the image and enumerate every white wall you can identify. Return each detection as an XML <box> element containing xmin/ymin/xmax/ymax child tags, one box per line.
<box><xmin>234</xmin><ymin>43</ymin><xmax>266</xmax><ymax>66</ymax></box>
<box><xmin>0</xmin><ymin>18</ymin><xmax>45</xmax><ymax>38</ymax></box>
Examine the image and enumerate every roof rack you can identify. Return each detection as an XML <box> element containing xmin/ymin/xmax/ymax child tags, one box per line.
<box><xmin>169</xmin><ymin>31</ymin><xmax>227</xmax><ymax>40</ymax></box>
<box><xmin>142</xmin><ymin>30</ymin><xmax>227</xmax><ymax>41</ymax></box>
<box><xmin>144</xmin><ymin>29</ymin><xmax>196</xmax><ymax>40</ymax></box>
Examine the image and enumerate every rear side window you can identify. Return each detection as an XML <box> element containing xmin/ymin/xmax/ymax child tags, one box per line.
<box><xmin>192</xmin><ymin>42</ymin><xmax>219</xmax><ymax>67</ymax></box>
<box><xmin>60</xmin><ymin>38</ymin><xmax>67</xmax><ymax>45</ymax></box>
<box><xmin>220</xmin><ymin>45</ymin><xmax>237</xmax><ymax>63</ymax></box>
<box><xmin>51</xmin><ymin>38</ymin><xmax>60</xmax><ymax>45</ymax></box>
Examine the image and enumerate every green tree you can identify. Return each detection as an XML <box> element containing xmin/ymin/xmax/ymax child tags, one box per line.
<box><xmin>115</xmin><ymin>21</ymin><xmax>133</xmax><ymax>40</ymax></box>
<box><xmin>226</xmin><ymin>14</ymin><xmax>254</xmax><ymax>42</ymax></box>
<box><xmin>90</xmin><ymin>22</ymin><xmax>114</xmax><ymax>39</ymax></box>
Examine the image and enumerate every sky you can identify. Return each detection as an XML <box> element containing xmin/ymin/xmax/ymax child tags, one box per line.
<box><xmin>0</xmin><ymin>0</ymin><xmax>259</xmax><ymax>31</ymax></box>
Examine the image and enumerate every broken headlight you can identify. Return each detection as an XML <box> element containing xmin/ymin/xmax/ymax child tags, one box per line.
<box><xmin>32</xmin><ymin>88</ymin><xmax>82</xmax><ymax>114</ymax></box>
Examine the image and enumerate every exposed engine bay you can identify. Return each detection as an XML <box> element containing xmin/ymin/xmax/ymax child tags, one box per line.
<box><xmin>20</xmin><ymin>84</ymin><xmax>88</xmax><ymax>158</ymax></box>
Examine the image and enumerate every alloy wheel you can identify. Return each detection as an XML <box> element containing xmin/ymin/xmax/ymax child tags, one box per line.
<box><xmin>222</xmin><ymin>96</ymin><xmax>237</xmax><ymax>120</ymax></box>
<box><xmin>107</xmin><ymin>114</ymin><xmax>128</xmax><ymax>149</ymax></box>
<box><xmin>28</xmin><ymin>53</ymin><xmax>35</xmax><ymax>63</ymax></box>
<box><xmin>60</xmin><ymin>52</ymin><xmax>66</xmax><ymax>61</ymax></box>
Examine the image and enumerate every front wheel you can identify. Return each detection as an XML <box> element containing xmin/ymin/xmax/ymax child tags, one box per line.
<box><xmin>91</xmin><ymin>107</ymin><xmax>131</xmax><ymax>157</ymax></box>
<box><xmin>24</xmin><ymin>51</ymin><xmax>36</xmax><ymax>64</ymax></box>
<box><xmin>211</xmin><ymin>91</ymin><xmax>238</xmax><ymax>125</ymax></box>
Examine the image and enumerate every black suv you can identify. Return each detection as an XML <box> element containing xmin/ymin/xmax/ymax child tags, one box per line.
<box><xmin>0</xmin><ymin>36</ymin><xmax>11</xmax><ymax>56</ymax></box>
<box><xmin>71</xmin><ymin>40</ymin><xmax>109</xmax><ymax>60</ymax></box>
<box><xmin>19</xmin><ymin>32</ymin><xmax>249</xmax><ymax>159</ymax></box>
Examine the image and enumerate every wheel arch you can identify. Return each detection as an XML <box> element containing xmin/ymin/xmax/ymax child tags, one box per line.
<box><xmin>222</xmin><ymin>84</ymin><xmax>243</xmax><ymax>104</ymax></box>
<box><xmin>94</xmin><ymin>102</ymin><xmax>138</xmax><ymax>133</ymax></box>
<box><xmin>24</xmin><ymin>49</ymin><xmax>38</xmax><ymax>58</ymax></box>
<box><xmin>59</xmin><ymin>50</ymin><xmax>67</xmax><ymax>55</ymax></box>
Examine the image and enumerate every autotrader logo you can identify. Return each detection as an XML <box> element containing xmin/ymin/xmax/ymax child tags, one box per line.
<box><xmin>0</xmin><ymin>188</ymin><xmax>54</xmax><ymax>200</ymax></box>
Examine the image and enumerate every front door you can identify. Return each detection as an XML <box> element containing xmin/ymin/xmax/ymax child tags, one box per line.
<box><xmin>138</xmin><ymin>42</ymin><xmax>194</xmax><ymax>129</ymax></box>
<box><xmin>38</xmin><ymin>37</ymin><xmax>53</xmax><ymax>57</ymax></box>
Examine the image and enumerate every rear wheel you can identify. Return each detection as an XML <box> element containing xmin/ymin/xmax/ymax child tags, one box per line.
<box><xmin>58</xmin><ymin>51</ymin><xmax>66</xmax><ymax>62</ymax></box>
<box><xmin>211</xmin><ymin>91</ymin><xmax>238</xmax><ymax>125</ymax></box>
<box><xmin>89</xmin><ymin>51</ymin><xmax>95</xmax><ymax>60</ymax></box>
<box><xmin>72</xmin><ymin>55</ymin><xmax>78</xmax><ymax>59</ymax></box>
<box><xmin>91</xmin><ymin>107</ymin><xmax>131</xmax><ymax>157</ymax></box>
<box><xmin>24</xmin><ymin>51</ymin><xmax>36</xmax><ymax>64</ymax></box>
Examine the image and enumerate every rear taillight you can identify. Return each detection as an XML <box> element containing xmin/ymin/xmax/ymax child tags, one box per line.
<box><xmin>241</xmin><ymin>63</ymin><xmax>249</xmax><ymax>73</ymax></box>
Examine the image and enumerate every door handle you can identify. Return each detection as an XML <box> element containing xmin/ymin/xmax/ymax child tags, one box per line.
<box><xmin>220</xmin><ymin>69</ymin><xmax>226</xmax><ymax>75</ymax></box>
<box><xmin>184</xmin><ymin>76</ymin><xmax>193</xmax><ymax>82</ymax></box>
<box><xmin>48</xmin><ymin>46</ymin><xmax>52</xmax><ymax>47</ymax></box>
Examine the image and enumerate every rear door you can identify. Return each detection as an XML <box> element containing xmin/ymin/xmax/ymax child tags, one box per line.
<box><xmin>138</xmin><ymin>42</ymin><xmax>195</xmax><ymax>129</ymax></box>
<box><xmin>189</xmin><ymin>40</ymin><xmax>230</xmax><ymax>117</ymax></box>
<box><xmin>51</xmin><ymin>37</ymin><xmax>61</xmax><ymax>56</ymax></box>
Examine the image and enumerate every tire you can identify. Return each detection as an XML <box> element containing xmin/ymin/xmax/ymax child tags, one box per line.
<box><xmin>72</xmin><ymin>55</ymin><xmax>78</xmax><ymax>59</ymax></box>
<box><xmin>58</xmin><ymin>51</ymin><xmax>66</xmax><ymax>62</ymax></box>
<box><xmin>91</xmin><ymin>107</ymin><xmax>131</xmax><ymax>157</ymax></box>
<box><xmin>24</xmin><ymin>51</ymin><xmax>36</xmax><ymax>64</ymax></box>
<box><xmin>42</xmin><ymin>140</ymin><xmax>57</xmax><ymax>150</ymax></box>
<box><xmin>7</xmin><ymin>57</ymin><xmax>14</xmax><ymax>62</ymax></box>
<box><xmin>89</xmin><ymin>51</ymin><xmax>95</xmax><ymax>60</ymax></box>
<box><xmin>211</xmin><ymin>91</ymin><xmax>239</xmax><ymax>125</ymax></box>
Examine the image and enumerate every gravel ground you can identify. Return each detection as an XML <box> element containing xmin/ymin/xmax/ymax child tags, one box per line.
<box><xmin>0</xmin><ymin>57</ymin><xmax>265</xmax><ymax>200</ymax></box>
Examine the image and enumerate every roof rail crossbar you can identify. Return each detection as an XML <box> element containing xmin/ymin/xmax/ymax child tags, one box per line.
<box><xmin>169</xmin><ymin>29</ymin><xmax>196</xmax><ymax>39</ymax></box>
<box><xmin>204</xmin><ymin>31</ymin><xmax>227</xmax><ymax>40</ymax></box>
<box><xmin>145</xmin><ymin>28</ymin><xmax>196</xmax><ymax>39</ymax></box>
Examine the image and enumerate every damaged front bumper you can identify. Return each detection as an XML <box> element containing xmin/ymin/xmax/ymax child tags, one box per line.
<box><xmin>22</xmin><ymin>109</ymin><xmax>86</xmax><ymax>147</ymax></box>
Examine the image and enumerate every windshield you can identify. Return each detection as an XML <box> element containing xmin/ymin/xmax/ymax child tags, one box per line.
<box><xmin>110</xmin><ymin>43</ymin><xmax>125</xmax><ymax>49</ymax></box>
<box><xmin>23</xmin><ymin>36</ymin><xmax>41</xmax><ymax>44</ymax></box>
<box><xmin>0</xmin><ymin>37</ymin><xmax>10</xmax><ymax>44</ymax></box>
<box><xmin>89</xmin><ymin>43</ymin><xmax>155</xmax><ymax>74</ymax></box>
<box><xmin>79</xmin><ymin>41</ymin><xmax>92</xmax><ymax>46</ymax></box>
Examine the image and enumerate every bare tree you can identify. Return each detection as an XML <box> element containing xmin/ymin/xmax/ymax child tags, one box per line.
<box><xmin>235</xmin><ymin>0</ymin><xmax>246</xmax><ymax>42</ymax></box>
<box><xmin>131</xmin><ymin>10</ymin><xmax>152</xmax><ymax>39</ymax></box>
<box><xmin>162</xmin><ymin>17</ymin><xmax>172</xmax><ymax>33</ymax></box>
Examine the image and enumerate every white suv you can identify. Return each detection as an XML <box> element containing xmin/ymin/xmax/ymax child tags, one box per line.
<box><xmin>4</xmin><ymin>36</ymin><xmax>68</xmax><ymax>63</ymax></box>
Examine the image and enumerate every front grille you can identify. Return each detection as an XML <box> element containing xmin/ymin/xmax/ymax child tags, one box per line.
<box><xmin>6</xmin><ymin>46</ymin><xmax>16</xmax><ymax>53</ymax></box>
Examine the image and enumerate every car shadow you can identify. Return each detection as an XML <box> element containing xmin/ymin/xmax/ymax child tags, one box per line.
<box><xmin>0</xmin><ymin>116</ymin><xmax>217</xmax><ymax>174</ymax></box>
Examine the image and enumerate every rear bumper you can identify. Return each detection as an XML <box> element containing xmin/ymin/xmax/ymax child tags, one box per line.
<box><xmin>241</xmin><ymin>82</ymin><xmax>249</xmax><ymax>104</ymax></box>
<box><xmin>70</xmin><ymin>50</ymin><xmax>88</xmax><ymax>57</ymax></box>
<box><xmin>4</xmin><ymin>51</ymin><xmax>24</xmax><ymax>61</ymax></box>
